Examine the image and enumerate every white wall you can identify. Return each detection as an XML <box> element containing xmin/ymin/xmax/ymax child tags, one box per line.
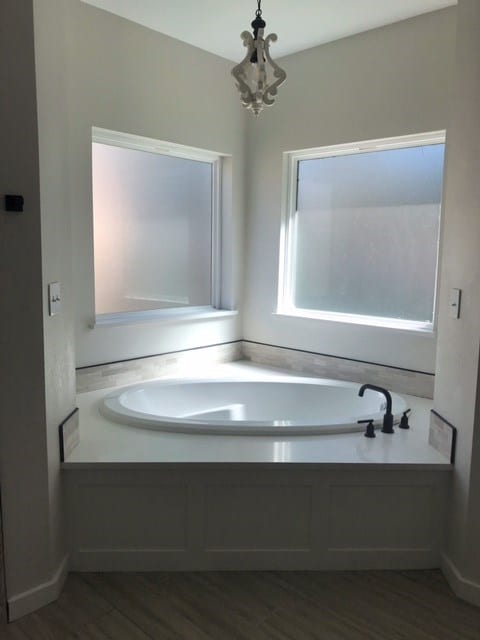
<box><xmin>0</xmin><ymin>0</ymin><xmax>245</xmax><ymax>612</ymax></box>
<box><xmin>244</xmin><ymin>8</ymin><xmax>457</xmax><ymax>373</ymax></box>
<box><xmin>0</xmin><ymin>0</ymin><xmax>65</xmax><ymax>610</ymax></box>
<box><xmin>66</xmin><ymin>1</ymin><xmax>247</xmax><ymax>367</ymax></box>
<box><xmin>434</xmin><ymin>0</ymin><xmax>480</xmax><ymax>598</ymax></box>
<box><xmin>34</xmin><ymin>0</ymin><xmax>77</xmax><ymax>580</ymax></box>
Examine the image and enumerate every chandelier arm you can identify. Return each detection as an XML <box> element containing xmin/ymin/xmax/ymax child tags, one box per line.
<box><xmin>262</xmin><ymin>33</ymin><xmax>287</xmax><ymax>105</ymax></box>
<box><xmin>231</xmin><ymin>32</ymin><xmax>256</xmax><ymax>105</ymax></box>
<box><xmin>255</xmin><ymin>36</ymin><xmax>267</xmax><ymax>92</ymax></box>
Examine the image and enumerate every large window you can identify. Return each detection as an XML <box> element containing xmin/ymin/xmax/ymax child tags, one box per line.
<box><xmin>278</xmin><ymin>132</ymin><xmax>445</xmax><ymax>331</ymax></box>
<box><xmin>92</xmin><ymin>128</ymin><xmax>222</xmax><ymax>320</ymax></box>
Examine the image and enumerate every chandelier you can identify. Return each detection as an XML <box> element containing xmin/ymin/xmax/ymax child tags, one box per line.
<box><xmin>231</xmin><ymin>0</ymin><xmax>287</xmax><ymax>116</ymax></box>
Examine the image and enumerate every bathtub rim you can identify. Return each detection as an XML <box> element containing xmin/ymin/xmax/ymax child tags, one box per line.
<box><xmin>100</xmin><ymin>376</ymin><xmax>408</xmax><ymax>436</ymax></box>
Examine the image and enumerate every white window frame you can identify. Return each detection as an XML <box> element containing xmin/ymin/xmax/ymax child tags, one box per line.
<box><xmin>91</xmin><ymin>127</ymin><xmax>232</xmax><ymax>328</ymax></box>
<box><xmin>277</xmin><ymin>131</ymin><xmax>446</xmax><ymax>334</ymax></box>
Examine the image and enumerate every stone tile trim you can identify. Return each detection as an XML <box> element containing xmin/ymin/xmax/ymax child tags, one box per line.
<box><xmin>242</xmin><ymin>341</ymin><xmax>434</xmax><ymax>399</ymax></box>
<box><xmin>76</xmin><ymin>342</ymin><xmax>243</xmax><ymax>393</ymax></box>
<box><xmin>76</xmin><ymin>339</ymin><xmax>433</xmax><ymax>398</ymax></box>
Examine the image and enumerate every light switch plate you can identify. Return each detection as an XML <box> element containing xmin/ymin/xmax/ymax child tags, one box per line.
<box><xmin>449</xmin><ymin>288</ymin><xmax>461</xmax><ymax>319</ymax></box>
<box><xmin>48</xmin><ymin>281</ymin><xmax>61</xmax><ymax>316</ymax></box>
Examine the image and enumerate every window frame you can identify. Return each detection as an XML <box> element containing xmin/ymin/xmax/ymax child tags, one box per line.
<box><xmin>277</xmin><ymin>131</ymin><xmax>446</xmax><ymax>334</ymax></box>
<box><xmin>91</xmin><ymin>127</ymin><xmax>227</xmax><ymax>327</ymax></box>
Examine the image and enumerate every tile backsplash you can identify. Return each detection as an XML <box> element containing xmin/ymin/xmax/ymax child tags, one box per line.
<box><xmin>76</xmin><ymin>342</ymin><xmax>243</xmax><ymax>393</ymax></box>
<box><xmin>242</xmin><ymin>341</ymin><xmax>434</xmax><ymax>399</ymax></box>
<box><xmin>77</xmin><ymin>339</ymin><xmax>434</xmax><ymax>398</ymax></box>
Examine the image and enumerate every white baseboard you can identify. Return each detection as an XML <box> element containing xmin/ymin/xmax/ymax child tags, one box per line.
<box><xmin>7</xmin><ymin>554</ymin><xmax>70</xmax><ymax>621</ymax></box>
<box><xmin>442</xmin><ymin>553</ymin><xmax>480</xmax><ymax>607</ymax></box>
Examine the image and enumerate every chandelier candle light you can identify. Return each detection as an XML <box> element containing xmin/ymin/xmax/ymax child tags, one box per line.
<box><xmin>232</xmin><ymin>0</ymin><xmax>287</xmax><ymax>116</ymax></box>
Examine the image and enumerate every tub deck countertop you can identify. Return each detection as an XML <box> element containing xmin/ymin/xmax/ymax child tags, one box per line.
<box><xmin>64</xmin><ymin>362</ymin><xmax>451</xmax><ymax>470</ymax></box>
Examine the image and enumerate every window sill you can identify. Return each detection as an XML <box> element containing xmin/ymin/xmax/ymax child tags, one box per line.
<box><xmin>90</xmin><ymin>306</ymin><xmax>238</xmax><ymax>329</ymax></box>
<box><xmin>274</xmin><ymin>307</ymin><xmax>435</xmax><ymax>337</ymax></box>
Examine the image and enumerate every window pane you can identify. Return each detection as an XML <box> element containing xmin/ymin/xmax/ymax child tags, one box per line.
<box><xmin>292</xmin><ymin>144</ymin><xmax>444</xmax><ymax>323</ymax></box>
<box><xmin>93</xmin><ymin>143</ymin><xmax>212</xmax><ymax>315</ymax></box>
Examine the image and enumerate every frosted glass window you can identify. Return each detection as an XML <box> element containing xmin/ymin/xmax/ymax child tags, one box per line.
<box><xmin>288</xmin><ymin>143</ymin><xmax>444</xmax><ymax>325</ymax></box>
<box><xmin>93</xmin><ymin>142</ymin><xmax>214</xmax><ymax>315</ymax></box>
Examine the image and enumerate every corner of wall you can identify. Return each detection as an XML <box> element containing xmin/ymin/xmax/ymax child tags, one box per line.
<box><xmin>7</xmin><ymin>554</ymin><xmax>69</xmax><ymax>622</ymax></box>
<box><xmin>442</xmin><ymin>553</ymin><xmax>480</xmax><ymax>608</ymax></box>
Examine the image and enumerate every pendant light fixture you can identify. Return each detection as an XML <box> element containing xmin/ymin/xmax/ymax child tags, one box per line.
<box><xmin>231</xmin><ymin>0</ymin><xmax>286</xmax><ymax>116</ymax></box>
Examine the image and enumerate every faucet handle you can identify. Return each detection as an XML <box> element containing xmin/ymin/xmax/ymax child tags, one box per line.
<box><xmin>358</xmin><ymin>419</ymin><xmax>376</xmax><ymax>438</ymax></box>
<box><xmin>399</xmin><ymin>409</ymin><xmax>411</xmax><ymax>430</ymax></box>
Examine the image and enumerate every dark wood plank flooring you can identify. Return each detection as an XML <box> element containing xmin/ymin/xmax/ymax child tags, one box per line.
<box><xmin>1</xmin><ymin>570</ymin><xmax>479</xmax><ymax>639</ymax></box>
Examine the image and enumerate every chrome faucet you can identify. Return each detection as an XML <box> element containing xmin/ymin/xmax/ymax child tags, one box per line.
<box><xmin>358</xmin><ymin>384</ymin><xmax>394</xmax><ymax>434</ymax></box>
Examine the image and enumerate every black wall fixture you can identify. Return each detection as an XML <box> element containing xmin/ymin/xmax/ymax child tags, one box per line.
<box><xmin>4</xmin><ymin>195</ymin><xmax>24</xmax><ymax>212</ymax></box>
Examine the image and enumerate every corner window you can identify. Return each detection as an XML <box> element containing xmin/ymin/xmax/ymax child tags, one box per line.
<box><xmin>278</xmin><ymin>132</ymin><xmax>445</xmax><ymax>332</ymax></box>
<box><xmin>92</xmin><ymin>128</ymin><xmax>223</xmax><ymax>322</ymax></box>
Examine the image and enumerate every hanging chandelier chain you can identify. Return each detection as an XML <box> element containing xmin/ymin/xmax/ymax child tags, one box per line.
<box><xmin>256</xmin><ymin>0</ymin><xmax>262</xmax><ymax>18</ymax></box>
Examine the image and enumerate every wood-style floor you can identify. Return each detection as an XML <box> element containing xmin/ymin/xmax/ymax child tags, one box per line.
<box><xmin>1</xmin><ymin>570</ymin><xmax>479</xmax><ymax>639</ymax></box>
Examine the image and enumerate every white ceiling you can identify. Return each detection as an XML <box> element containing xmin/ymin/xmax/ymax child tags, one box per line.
<box><xmin>81</xmin><ymin>0</ymin><xmax>457</xmax><ymax>61</ymax></box>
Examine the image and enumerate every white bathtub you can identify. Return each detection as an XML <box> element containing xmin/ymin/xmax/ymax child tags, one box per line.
<box><xmin>102</xmin><ymin>377</ymin><xmax>407</xmax><ymax>435</ymax></box>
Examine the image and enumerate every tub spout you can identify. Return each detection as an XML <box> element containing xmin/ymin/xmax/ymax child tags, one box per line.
<box><xmin>358</xmin><ymin>384</ymin><xmax>394</xmax><ymax>434</ymax></box>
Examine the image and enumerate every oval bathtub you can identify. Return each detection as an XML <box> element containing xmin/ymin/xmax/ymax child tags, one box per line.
<box><xmin>101</xmin><ymin>378</ymin><xmax>407</xmax><ymax>435</ymax></box>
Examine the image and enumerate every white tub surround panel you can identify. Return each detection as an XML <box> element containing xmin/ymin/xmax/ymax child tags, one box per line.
<box><xmin>65</xmin><ymin>468</ymin><xmax>448</xmax><ymax>572</ymax></box>
<box><xmin>243</xmin><ymin>342</ymin><xmax>434</xmax><ymax>398</ymax></box>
